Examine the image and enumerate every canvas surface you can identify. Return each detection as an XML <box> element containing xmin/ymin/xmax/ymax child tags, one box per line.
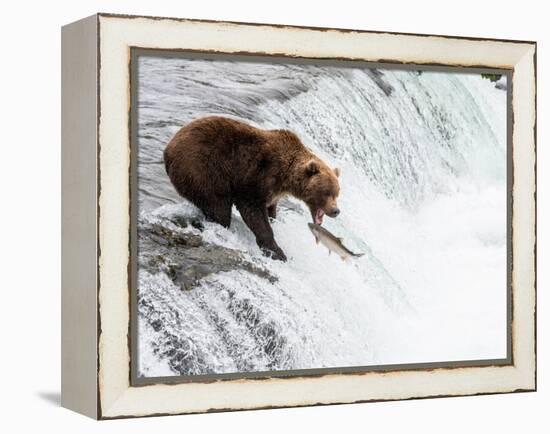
<box><xmin>133</xmin><ymin>54</ymin><xmax>509</xmax><ymax>380</ymax></box>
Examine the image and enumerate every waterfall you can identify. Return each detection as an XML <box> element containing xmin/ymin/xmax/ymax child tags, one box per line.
<box><xmin>136</xmin><ymin>56</ymin><xmax>508</xmax><ymax>378</ymax></box>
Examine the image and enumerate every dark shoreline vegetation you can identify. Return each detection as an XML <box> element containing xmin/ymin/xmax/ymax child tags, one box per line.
<box><xmin>481</xmin><ymin>73</ymin><xmax>502</xmax><ymax>82</ymax></box>
<box><xmin>415</xmin><ymin>72</ymin><xmax>502</xmax><ymax>83</ymax></box>
<box><xmin>416</xmin><ymin>71</ymin><xmax>505</xmax><ymax>90</ymax></box>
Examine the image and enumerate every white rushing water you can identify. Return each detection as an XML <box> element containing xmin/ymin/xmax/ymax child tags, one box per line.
<box><xmin>136</xmin><ymin>56</ymin><xmax>508</xmax><ymax>377</ymax></box>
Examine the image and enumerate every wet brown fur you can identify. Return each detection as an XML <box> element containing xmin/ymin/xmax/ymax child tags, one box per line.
<box><xmin>164</xmin><ymin>116</ymin><xmax>340</xmax><ymax>260</ymax></box>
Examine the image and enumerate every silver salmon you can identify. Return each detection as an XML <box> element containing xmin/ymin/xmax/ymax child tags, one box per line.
<box><xmin>308</xmin><ymin>223</ymin><xmax>364</xmax><ymax>260</ymax></box>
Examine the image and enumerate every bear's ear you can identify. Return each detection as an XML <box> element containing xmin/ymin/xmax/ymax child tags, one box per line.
<box><xmin>305</xmin><ymin>160</ymin><xmax>320</xmax><ymax>176</ymax></box>
<box><xmin>334</xmin><ymin>167</ymin><xmax>341</xmax><ymax>177</ymax></box>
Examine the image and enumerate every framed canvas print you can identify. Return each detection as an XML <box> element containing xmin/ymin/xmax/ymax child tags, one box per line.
<box><xmin>61</xmin><ymin>13</ymin><xmax>536</xmax><ymax>419</ymax></box>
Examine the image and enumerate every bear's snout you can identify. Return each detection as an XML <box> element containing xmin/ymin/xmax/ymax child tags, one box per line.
<box><xmin>323</xmin><ymin>195</ymin><xmax>340</xmax><ymax>219</ymax></box>
<box><xmin>327</xmin><ymin>207</ymin><xmax>340</xmax><ymax>218</ymax></box>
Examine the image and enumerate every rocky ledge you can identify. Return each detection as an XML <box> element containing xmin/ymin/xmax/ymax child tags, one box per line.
<box><xmin>138</xmin><ymin>211</ymin><xmax>276</xmax><ymax>291</ymax></box>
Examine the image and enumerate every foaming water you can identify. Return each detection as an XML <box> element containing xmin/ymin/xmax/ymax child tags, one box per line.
<box><xmin>136</xmin><ymin>56</ymin><xmax>507</xmax><ymax>377</ymax></box>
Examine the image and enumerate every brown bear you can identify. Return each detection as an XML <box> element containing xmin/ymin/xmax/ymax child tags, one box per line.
<box><xmin>164</xmin><ymin>116</ymin><xmax>341</xmax><ymax>261</ymax></box>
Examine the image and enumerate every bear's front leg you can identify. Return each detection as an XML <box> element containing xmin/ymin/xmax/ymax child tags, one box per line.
<box><xmin>237</xmin><ymin>202</ymin><xmax>287</xmax><ymax>261</ymax></box>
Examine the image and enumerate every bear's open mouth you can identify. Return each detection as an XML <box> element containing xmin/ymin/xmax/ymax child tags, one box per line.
<box><xmin>312</xmin><ymin>209</ymin><xmax>324</xmax><ymax>225</ymax></box>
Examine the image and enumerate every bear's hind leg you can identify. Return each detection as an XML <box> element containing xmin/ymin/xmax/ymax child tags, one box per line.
<box><xmin>267</xmin><ymin>202</ymin><xmax>278</xmax><ymax>220</ymax></box>
<box><xmin>198</xmin><ymin>196</ymin><xmax>233</xmax><ymax>228</ymax></box>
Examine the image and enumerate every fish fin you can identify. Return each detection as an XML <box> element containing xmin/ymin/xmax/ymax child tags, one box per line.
<box><xmin>354</xmin><ymin>253</ymin><xmax>365</xmax><ymax>258</ymax></box>
<box><xmin>328</xmin><ymin>250</ymin><xmax>331</xmax><ymax>255</ymax></box>
<box><xmin>337</xmin><ymin>237</ymin><xmax>343</xmax><ymax>241</ymax></box>
<box><xmin>315</xmin><ymin>237</ymin><xmax>319</xmax><ymax>244</ymax></box>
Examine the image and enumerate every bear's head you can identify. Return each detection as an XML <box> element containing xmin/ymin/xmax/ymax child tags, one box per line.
<box><xmin>300</xmin><ymin>159</ymin><xmax>341</xmax><ymax>225</ymax></box>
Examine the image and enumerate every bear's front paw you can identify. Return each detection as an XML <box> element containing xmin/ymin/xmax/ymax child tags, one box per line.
<box><xmin>262</xmin><ymin>246</ymin><xmax>287</xmax><ymax>262</ymax></box>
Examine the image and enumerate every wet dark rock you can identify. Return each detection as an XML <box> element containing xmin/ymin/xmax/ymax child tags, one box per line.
<box><xmin>495</xmin><ymin>80</ymin><xmax>507</xmax><ymax>91</ymax></box>
<box><xmin>366</xmin><ymin>69</ymin><xmax>394</xmax><ymax>96</ymax></box>
<box><xmin>138</xmin><ymin>214</ymin><xmax>276</xmax><ymax>291</ymax></box>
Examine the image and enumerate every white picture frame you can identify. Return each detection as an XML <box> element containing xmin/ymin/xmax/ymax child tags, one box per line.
<box><xmin>61</xmin><ymin>13</ymin><xmax>536</xmax><ymax>419</ymax></box>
